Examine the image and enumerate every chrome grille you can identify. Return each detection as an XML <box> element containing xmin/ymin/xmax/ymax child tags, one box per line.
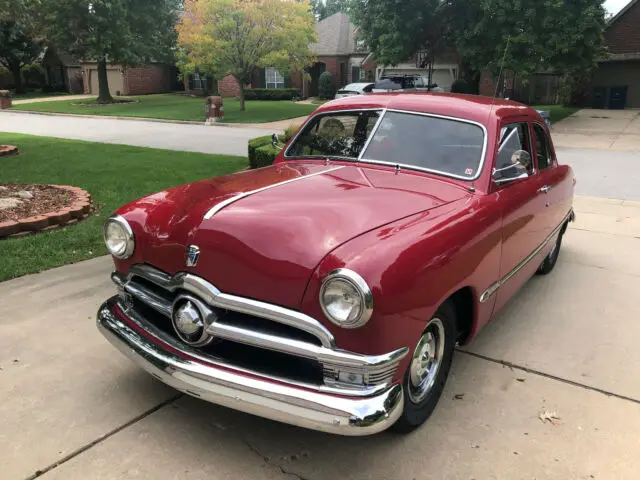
<box><xmin>112</xmin><ymin>265</ymin><xmax>408</xmax><ymax>394</ymax></box>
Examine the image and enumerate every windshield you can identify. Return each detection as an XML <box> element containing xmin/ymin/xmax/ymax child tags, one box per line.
<box><xmin>286</xmin><ymin>109</ymin><xmax>485</xmax><ymax>179</ymax></box>
<box><xmin>362</xmin><ymin>111</ymin><xmax>485</xmax><ymax>179</ymax></box>
<box><xmin>285</xmin><ymin>110</ymin><xmax>381</xmax><ymax>159</ymax></box>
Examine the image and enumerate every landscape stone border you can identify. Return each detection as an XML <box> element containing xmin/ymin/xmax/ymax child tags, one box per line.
<box><xmin>0</xmin><ymin>145</ymin><xmax>19</xmax><ymax>157</ymax></box>
<box><xmin>0</xmin><ymin>185</ymin><xmax>92</xmax><ymax>238</ymax></box>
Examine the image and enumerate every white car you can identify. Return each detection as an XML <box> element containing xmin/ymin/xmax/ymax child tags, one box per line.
<box><xmin>334</xmin><ymin>82</ymin><xmax>375</xmax><ymax>99</ymax></box>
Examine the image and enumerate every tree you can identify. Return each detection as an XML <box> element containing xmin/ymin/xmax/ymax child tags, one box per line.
<box><xmin>0</xmin><ymin>0</ymin><xmax>42</xmax><ymax>93</ymax></box>
<box><xmin>177</xmin><ymin>0</ymin><xmax>317</xmax><ymax>111</ymax></box>
<box><xmin>349</xmin><ymin>0</ymin><xmax>606</xmax><ymax>93</ymax></box>
<box><xmin>310</xmin><ymin>0</ymin><xmax>349</xmax><ymax>21</ymax></box>
<box><xmin>37</xmin><ymin>0</ymin><xmax>180</xmax><ymax>103</ymax></box>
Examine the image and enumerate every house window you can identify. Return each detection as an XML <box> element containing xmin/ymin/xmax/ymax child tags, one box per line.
<box><xmin>355</xmin><ymin>39</ymin><xmax>366</xmax><ymax>52</ymax></box>
<box><xmin>266</xmin><ymin>67</ymin><xmax>285</xmax><ymax>89</ymax></box>
<box><xmin>190</xmin><ymin>73</ymin><xmax>206</xmax><ymax>90</ymax></box>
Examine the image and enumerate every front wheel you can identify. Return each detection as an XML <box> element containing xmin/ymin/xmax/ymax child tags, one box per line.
<box><xmin>392</xmin><ymin>302</ymin><xmax>457</xmax><ymax>433</ymax></box>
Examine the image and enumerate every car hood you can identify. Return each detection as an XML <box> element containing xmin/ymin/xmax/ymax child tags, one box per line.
<box><xmin>119</xmin><ymin>161</ymin><xmax>470</xmax><ymax>309</ymax></box>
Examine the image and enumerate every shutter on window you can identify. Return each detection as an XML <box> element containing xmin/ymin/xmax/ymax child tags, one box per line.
<box><xmin>284</xmin><ymin>74</ymin><xmax>291</xmax><ymax>88</ymax></box>
<box><xmin>259</xmin><ymin>68</ymin><xmax>266</xmax><ymax>88</ymax></box>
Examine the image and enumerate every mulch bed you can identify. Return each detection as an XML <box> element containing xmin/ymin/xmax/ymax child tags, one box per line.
<box><xmin>0</xmin><ymin>145</ymin><xmax>18</xmax><ymax>157</ymax></box>
<box><xmin>0</xmin><ymin>184</ymin><xmax>92</xmax><ymax>238</ymax></box>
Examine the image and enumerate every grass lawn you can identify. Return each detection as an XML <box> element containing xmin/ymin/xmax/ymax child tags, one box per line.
<box><xmin>312</xmin><ymin>98</ymin><xmax>330</xmax><ymax>105</ymax></box>
<box><xmin>10</xmin><ymin>93</ymin><xmax>317</xmax><ymax>123</ymax></box>
<box><xmin>0</xmin><ymin>133</ymin><xmax>246</xmax><ymax>281</ymax></box>
<box><xmin>10</xmin><ymin>91</ymin><xmax>70</xmax><ymax>101</ymax></box>
<box><xmin>532</xmin><ymin>105</ymin><xmax>580</xmax><ymax>124</ymax></box>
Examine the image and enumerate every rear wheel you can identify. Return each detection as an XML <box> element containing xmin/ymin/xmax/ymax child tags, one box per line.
<box><xmin>393</xmin><ymin>302</ymin><xmax>456</xmax><ymax>433</ymax></box>
<box><xmin>537</xmin><ymin>228</ymin><xmax>564</xmax><ymax>275</ymax></box>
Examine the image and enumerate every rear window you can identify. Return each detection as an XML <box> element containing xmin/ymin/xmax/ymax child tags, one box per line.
<box><xmin>361</xmin><ymin>112</ymin><xmax>485</xmax><ymax>178</ymax></box>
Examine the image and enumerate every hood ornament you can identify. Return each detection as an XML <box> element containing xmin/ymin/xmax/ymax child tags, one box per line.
<box><xmin>185</xmin><ymin>245</ymin><xmax>200</xmax><ymax>267</ymax></box>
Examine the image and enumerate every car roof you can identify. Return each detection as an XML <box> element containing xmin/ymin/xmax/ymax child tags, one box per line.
<box><xmin>316</xmin><ymin>92</ymin><xmax>538</xmax><ymax>125</ymax></box>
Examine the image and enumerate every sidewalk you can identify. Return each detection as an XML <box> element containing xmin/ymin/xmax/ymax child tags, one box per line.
<box><xmin>12</xmin><ymin>94</ymin><xmax>93</xmax><ymax>105</ymax></box>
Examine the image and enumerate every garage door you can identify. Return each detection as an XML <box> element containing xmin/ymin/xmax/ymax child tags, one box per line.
<box><xmin>89</xmin><ymin>68</ymin><xmax>124</xmax><ymax>96</ymax></box>
<box><xmin>381</xmin><ymin>68</ymin><xmax>455</xmax><ymax>91</ymax></box>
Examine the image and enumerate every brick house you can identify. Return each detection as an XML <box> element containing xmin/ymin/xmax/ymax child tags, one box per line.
<box><xmin>591</xmin><ymin>0</ymin><xmax>640</xmax><ymax>108</ymax></box>
<box><xmin>81</xmin><ymin>63</ymin><xmax>174</xmax><ymax>96</ymax></box>
<box><xmin>185</xmin><ymin>12</ymin><xmax>461</xmax><ymax>99</ymax></box>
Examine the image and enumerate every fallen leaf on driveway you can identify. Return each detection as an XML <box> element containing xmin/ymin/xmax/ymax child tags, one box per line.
<box><xmin>453</xmin><ymin>393</ymin><xmax>465</xmax><ymax>400</ymax></box>
<box><xmin>539</xmin><ymin>410</ymin><xmax>562</xmax><ymax>425</ymax></box>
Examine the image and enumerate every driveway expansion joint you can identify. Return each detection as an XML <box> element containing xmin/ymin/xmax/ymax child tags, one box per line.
<box><xmin>24</xmin><ymin>394</ymin><xmax>182</xmax><ymax>480</ymax></box>
<box><xmin>457</xmin><ymin>349</ymin><xmax>640</xmax><ymax>405</ymax></box>
<box><xmin>240</xmin><ymin>438</ymin><xmax>312</xmax><ymax>480</ymax></box>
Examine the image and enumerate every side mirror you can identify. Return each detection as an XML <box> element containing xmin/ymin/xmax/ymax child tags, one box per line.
<box><xmin>271</xmin><ymin>133</ymin><xmax>283</xmax><ymax>150</ymax></box>
<box><xmin>493</xmin><ymin>150</ymin><xmax>531</xmax><ymax>185</ymax></box>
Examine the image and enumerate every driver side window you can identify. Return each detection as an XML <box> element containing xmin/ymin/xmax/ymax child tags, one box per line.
<box><xmin>495</xmin><ymin>122</ymin><xmax>533</xmax><ymax>181</ymax></box>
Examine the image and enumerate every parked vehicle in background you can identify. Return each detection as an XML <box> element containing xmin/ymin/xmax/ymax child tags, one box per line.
<box><xmin>373</xmin><ymin>75</ymin><xmax>444</xmax><ymax>93</ymax></box>
<box><xmin>97</xmin><ymin>93</ymin><xmax>575</xmax><ymax>437</ymax></box>
<box><xmin>334</xmin><ymin>82</ymin><xmax>375</xmax><ymax>99</ymax></box>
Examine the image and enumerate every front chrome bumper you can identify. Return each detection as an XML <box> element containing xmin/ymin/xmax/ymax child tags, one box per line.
<box><xmin>97</xmin><ymin>297</ymin><xmax>404</xmax><ymax>435</ymax></box>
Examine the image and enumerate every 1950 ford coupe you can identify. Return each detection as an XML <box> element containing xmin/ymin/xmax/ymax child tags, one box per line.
<box><xmin>97</xmin><ymin>93</ymin><xmax>575</xmax><ymax>435</ymax></box>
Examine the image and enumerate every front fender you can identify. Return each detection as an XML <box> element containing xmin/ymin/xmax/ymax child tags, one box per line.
<box><xmin>300</xmin><ymin>195</ymin><xmax>503</xmax><ymax>382</ymax></box>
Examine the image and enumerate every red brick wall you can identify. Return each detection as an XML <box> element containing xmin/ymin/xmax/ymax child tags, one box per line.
<box><xmin>317</xmin><ymin>55</ymin><xmax>349</xmax><ymax>89</ymax></box>
<box><xmin>123</xmin><ymin>65</ymin><xmax>171</xmax><ymax>95</ymax></box>
<box><xmin>218</xmin><ymin>74</ymin><xmax>241</xmax><ymax>97</ymax></box>
<box><xmin>606</xmin><ymin>1</ymin><xmax>640</xmax><ymax>54</ymax></box>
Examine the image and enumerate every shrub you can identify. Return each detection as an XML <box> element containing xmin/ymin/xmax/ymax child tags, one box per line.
<box><xmin>450</xmin><ymin>79</ymin><xmax>473</xmax><ymax>94</ymax></box>
<box><xmin>244</xmin><ymin>88</ymin><xmax>301</xmax><ymax>101</ymax></box>
<box><xmin>248</xmin><ymin>135</ymin><xmax>272</xmax><ymax>168</ymax></box>
<box><xmin>282</xmin><ymin>124</ymin><xmax>300</xmax><ymax>142</ymax></box>
<box><xmin>318</xmin><ymin>71</ymin><xmax>334</xmax><ymax>99</ymax></box>
<box><xmin>254</xmin><ymin>144</ymin><xmax>279</xmax><ymax>168</ymax></box>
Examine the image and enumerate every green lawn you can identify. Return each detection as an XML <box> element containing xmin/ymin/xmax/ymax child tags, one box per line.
<box><xmin>10</xmin><ymin>91</ymin><xmax>70</xmax><ymax>100</ymax></box>
<box><xmin>532</xmin><ymin>105</ymin><xmax>580</xmax><ymax>124</ymax></box>
<box><xmin>0</xmin><ymin>133</ymin><xmax>246</xmax><ymax>281</ymax></box>
<box><xmin>10</xmin><ymin>93</ymin><xmax>317</xmax><ymax>123</ymax></box>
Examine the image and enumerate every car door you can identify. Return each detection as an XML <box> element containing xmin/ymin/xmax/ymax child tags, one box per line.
<box><xmin>532</xmin><ymin>122</ymin><xmax>570</xmax><ymax>237</ymax></box>
<box><xmin>492</xmin><ymin>121</ymin><xmax>549</xmax><ymax>314</ymax></box>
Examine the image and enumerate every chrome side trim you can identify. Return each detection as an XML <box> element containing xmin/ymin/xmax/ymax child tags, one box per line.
<box><xmin>98</xmin><ymin>299</ymin><xmax>404</xmax><ymax>435</ymax></box>
<box><xmin>480</xmin><ymin>209</ymin><xmax>574</xmax><ymax>303</ymax></box>
<box><xmin>114</xmin><ymin>271</ymin><xmax>407</xmax><ymax>376</ymax></box>
<box><xmin>203</xmin><ymin>166</ymin><xmax>345</xmax><ymax>220</ymax></box>
<box><xmin>120</xmin><ymin>264</ymin><xmax>337</xmax><ymax>348</ymax></box>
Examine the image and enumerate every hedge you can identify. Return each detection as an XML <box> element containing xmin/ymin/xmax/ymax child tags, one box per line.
<box><xmin>244</xmin><ymin>88</ymin><xmax>301</xmax><ymax>101</ymax></box>
<box><xmin>248</xmin><ymin>134</ymin><xmax>285</xmax><ymax>168</ymax></box>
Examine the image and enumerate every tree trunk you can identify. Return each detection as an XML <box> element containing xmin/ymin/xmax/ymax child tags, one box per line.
<box><xmin>239</xmin><ymin>82</ymin><xmax>245</xmax><ymax>111</ymax></box>
<box><xmin>10</xmin><ymin>64</ymin><xmax>25</xmax><ymax>94</ymax></box>
<box><xmin>97</xmin><ymin>57</ymin><xmax>113</xmax><ymax>103</ymax></box>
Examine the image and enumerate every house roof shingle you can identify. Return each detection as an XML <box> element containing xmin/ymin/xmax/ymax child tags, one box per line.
<box><xmin>311</xmin><ymin>12</ymin><xmax>358</xmax><ymax>56</ymax></box>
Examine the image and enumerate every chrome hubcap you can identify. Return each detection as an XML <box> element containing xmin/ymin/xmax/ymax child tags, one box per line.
<box><xmin>407</xmin><ymin>318</ymin><xmax>445</xmax><ymax>403</ymax></box>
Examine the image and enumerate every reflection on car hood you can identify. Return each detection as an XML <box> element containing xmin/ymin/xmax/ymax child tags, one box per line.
<box><xmin>121</xmin><ymin>161</ymin><xmax>470</xmax><ymax>309</ymax></box>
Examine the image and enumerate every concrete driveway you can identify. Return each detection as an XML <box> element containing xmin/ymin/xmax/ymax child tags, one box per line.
<box><xmin>0</xmin><ymin>112</ymin><xmax>275</xmax><ymax>157</ymax></box>
<box><xmin>1</xmin><ymin>194</ymin><xmax>640</xmax><ymax>480</ymax></box>
<box><xmin>552</xmin><ymin>109</ymin><xmax>640</xmax><ymax>151</ymax></box>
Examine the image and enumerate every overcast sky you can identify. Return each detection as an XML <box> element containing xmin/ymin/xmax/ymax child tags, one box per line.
<box><xmin>605</xmin><ymin>0</ymin><xmax>631</xmax><ymax>15</ymax></box>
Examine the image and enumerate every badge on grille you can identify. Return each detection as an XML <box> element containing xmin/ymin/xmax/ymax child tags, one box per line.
<box><xmin>185</xmin><ymin>245</ymin><xmax>200</xmax><ymax>267</ymax></box>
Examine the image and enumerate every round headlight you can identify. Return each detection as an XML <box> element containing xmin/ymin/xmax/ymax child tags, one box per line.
<box><xmin>103</xmin><ymin>215</ymin><xmax>135</xmax><ymax>259</ymax></box>
<box><xmin>319</xmin><ymin>269</ymin><xmax>373</xmax><ymax>329</ymax></box>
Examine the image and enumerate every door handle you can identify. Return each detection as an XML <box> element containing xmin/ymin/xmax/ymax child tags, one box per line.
<box><xmin>538</xmin><ymin>185</ymin><xmax>552</xmax><ymax>194</ymax></box>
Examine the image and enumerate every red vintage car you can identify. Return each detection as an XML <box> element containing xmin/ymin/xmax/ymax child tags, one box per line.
<box><xmin>98</xmin><ymin>93</ymin><xmax>575</xmax><ymax>435</ymax></box>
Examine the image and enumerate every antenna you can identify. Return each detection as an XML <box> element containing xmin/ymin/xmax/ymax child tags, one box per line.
<box><xmin>488</xmin><ymin>35</ymin><xmax>511</xmax><ymax>125</ymax></box>
<box><xmin>493</xmin><ymin>35</ymin><xmax>511</xmax><ymax>99</ymax></box>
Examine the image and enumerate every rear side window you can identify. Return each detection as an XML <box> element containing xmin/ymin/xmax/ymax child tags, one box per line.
<box><xmin>495</xmin><ymin>123</ymin><xmax>533</xmax><ymax>181</ymax></box>
<box><xmin>533</xmin><ymin>124</ymin><xmax>554</xmax><ymax>170</ymax></box>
